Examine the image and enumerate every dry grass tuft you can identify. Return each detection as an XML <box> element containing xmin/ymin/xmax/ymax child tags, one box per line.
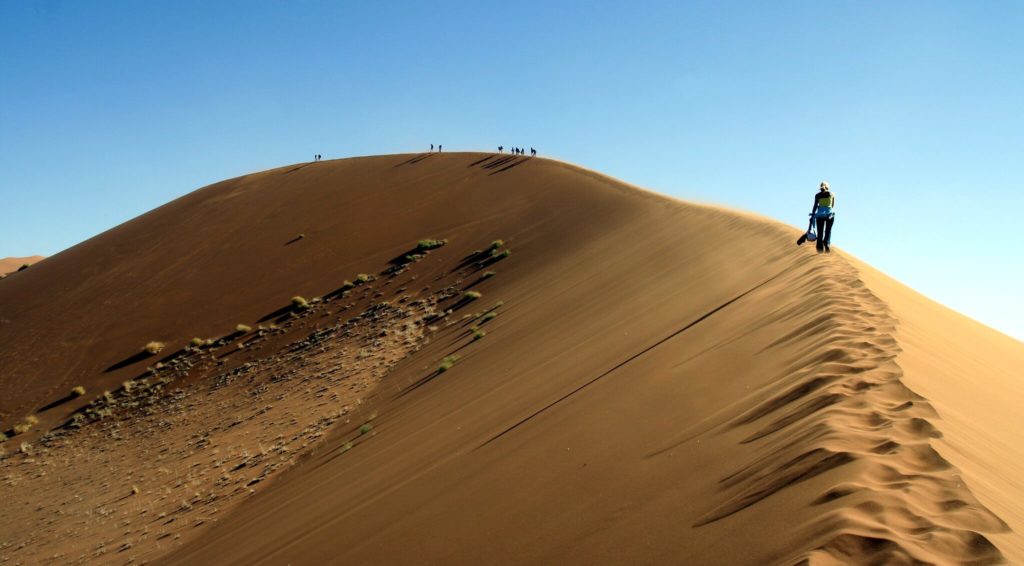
<box><xmin>416</xmin><ymin>238</ymin><xmax>447</xmax><ymax>251</ymax></box>
<box><xmin>143</xmin><ymin>341</ymin><xmax>165</xmax><ymax>354</ymax></box>
<box><xmin>71</xmin><ymin>386</ymin><xmax>86</xmax><ymax>397</ymax></box>
<box><xmin>438</xmin><ymin>355</ymin><xmax>458</xmax><ymax>373</ymax></box>
<box><xmin>236</xmin><ymin>324</ymin><xmax>252</xmax><ymax>333</ymax></box>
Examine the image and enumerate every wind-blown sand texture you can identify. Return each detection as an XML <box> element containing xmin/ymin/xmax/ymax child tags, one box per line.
<box><xmin>1</xmin><ymin>153</ymin><xmax>1020</xmax><ymax>565</ymax></box>
<box><xmin>0</xmin><ymin>255</ymin><xmax>44</xmax><ymax>276</ymax></box>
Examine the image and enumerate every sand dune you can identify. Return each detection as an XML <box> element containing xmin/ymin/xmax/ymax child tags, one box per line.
<box><xmin>0</xmin><ymin>153</ymin><xmax>1019</xmax><ymax>564</ymax></box>
<box><xmin>0</xmin><ymin>255</ymin><xmax>43</xmax><ymax>276</ymax></box>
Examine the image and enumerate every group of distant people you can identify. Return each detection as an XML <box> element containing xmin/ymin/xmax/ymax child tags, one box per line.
<box><xmin>426</xmin><ymin>144</ymin><xmax>535</xmax><ymax>157</ymax></box>
<box><xmin>313</xmin><ymin>154</ymin><xmax>323</xmax><ymax>161</ymax></box>
<box><xmin>498</xmin><ymin>146</ymin><xmax>536</xmax><ymax>156</ymax></box>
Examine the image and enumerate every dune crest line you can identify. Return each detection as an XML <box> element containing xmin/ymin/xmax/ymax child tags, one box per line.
<box><xmin>698</xmin><ymin>254</ymin><xmax>1010</xmax><ymax>564</ymax></box>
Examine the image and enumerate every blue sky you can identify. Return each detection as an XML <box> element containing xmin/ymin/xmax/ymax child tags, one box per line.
<box><xmin>1</xmin><ymin>1</ymin><xmax>1021</xmax><ymax>340</ymax></box>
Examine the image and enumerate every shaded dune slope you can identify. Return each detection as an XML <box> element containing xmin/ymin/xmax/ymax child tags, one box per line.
<box><xmin>0</xmin><ymin>153</ymin><xmax>1018</xmax><ymax>564</ymax></box>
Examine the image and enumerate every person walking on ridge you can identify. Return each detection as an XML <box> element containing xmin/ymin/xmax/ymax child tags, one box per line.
<box><xmin>811</xmin><ymin>181</ymin><xmax>835</xmax><ymax>253</ymax></box>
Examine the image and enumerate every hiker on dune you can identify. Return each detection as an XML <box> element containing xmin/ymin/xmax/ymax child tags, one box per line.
<box><xmin>811</xmin><ymin>181</ymin><xmax>836</xmax><ymax>253</ymax></box>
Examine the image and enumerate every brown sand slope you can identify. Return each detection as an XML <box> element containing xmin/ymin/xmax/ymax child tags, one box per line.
<box><xmin>0</xmin><ymin>255</ymin><xmax>44</xmax><ymax>275</ymax></box>
<box><xmin>1</xmin><ymin>153</ymin><xmax>1020</xmax><ymax>564</ymax></box>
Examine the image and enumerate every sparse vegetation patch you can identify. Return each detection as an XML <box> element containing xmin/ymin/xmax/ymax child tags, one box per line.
<box><xmin>438</xmin><ymin>355</ymin><xmax>458</xmax><ymax>373</ymax></box>
<box><xmin>416</xmin><ymin>238</ymin><xmax>447</xmax><ymax>251</ymax></box>
<box><xmin>71</xmin><ymin>386</ymin><xmax>86</xmax><ymax>397</ymax></box>
<box><xmin>464</xmin><ymin>291</ymin><xmax>482</xmax><ymax>301</ymax></box>
<box><xmin>291</xmin><ymin>296</ymin><xmax>310</xmax><ymax>309</ymax></box>
<box><xmin>143</xmin><ymin>341</ymin><xmax>165</xmax><ymax>354</ymax></box>
<box><xmin>236</xmin><ymin>324</ymin><xmax>252</xmax><ymax>333</ymax></box>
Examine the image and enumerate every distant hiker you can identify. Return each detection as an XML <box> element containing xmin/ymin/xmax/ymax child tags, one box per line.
<box><xmin>810</xmin><ymin>181</ymin><xmax>836</xmax><ymax>253</ymax></box>
<box><xmin>530</xmin><ymin>147</ymin><xmax>536</xmax><ymax>156</ymax></box>
<box><xmin>498</xmin><ymin>146</ymin><xmax>503</xmax><ymax>153</ymax></box>
<box><xmin>430</xmin><ymin>144</ymin><xmax>434</xmax><ymax>152</ymax></box>
<box><xmin>438</xmin><ymin>144</ymin><xmax>442</xmax><ymax>152</ymax></box>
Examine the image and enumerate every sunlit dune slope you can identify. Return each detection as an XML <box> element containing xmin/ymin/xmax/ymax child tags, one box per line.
<box><xmin>1</xmin><ymin>153</ymin><xmax>1019</xmax><ymax>565</ymax></box>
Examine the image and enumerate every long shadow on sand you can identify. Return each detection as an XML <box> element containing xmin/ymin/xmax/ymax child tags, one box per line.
<box><xmin>468</xmin><ymin>155</ymin><xmax>500</xmax><ymax>168</ymax></box>
<box><xmin>488</xmin><ymin>157</ymin><xmax>532</xmax><ymax>175</ymax></box>
<box><xmin>393</xmin><ymin>153</ymin><xmax>433</xmax><ymax>168</ymax></box>
<box><xmin>105</xmin><ymin>351</ymin><xmax>155</xmax><ymax>373</ymax></box>
<box><xmin>37</xmin><ymin>393</ymin><xmax>77</xmax><ymax>413</ymax></box>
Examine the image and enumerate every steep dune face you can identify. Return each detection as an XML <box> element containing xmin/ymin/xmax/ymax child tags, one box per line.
<box><xmin>0</xmin><ymin>154</ymin><xmax>1019</xmax><ymax>564</ymax></box>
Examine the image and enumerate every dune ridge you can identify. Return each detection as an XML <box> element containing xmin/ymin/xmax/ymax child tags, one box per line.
<box><xmin>0</xmin><ymin>153</ymin><xmax>1018</xmax><ymax>564</ymax></box>
<box><xmin>702</xmin><ymin>254</ymin><xmax>1007</xmax><ymax>564</ymax></box>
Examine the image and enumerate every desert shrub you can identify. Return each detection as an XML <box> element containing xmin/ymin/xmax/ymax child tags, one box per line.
<box><xmin>143</xmin><ymin>341</ymin><xmax>165</xmax><ymax>354</ymax></box>
<box><xmin>19</xmin><ymin>442</ymin><xmax>32</xmax><ymax>454</ymax></box>
<box><xmin>480</xmin><ymin>312</ymin><xmax>498</xmax><ymax>322</ymax></box>
<box><xmin>416</xmin><ymin>239</ymin><xmax>447</xmax><ymax>251</ymax></box>
<box><xmin>473</xmin><ymin>329</ymin><xmax>486</xmax><ymax>341</ymax></box>
<box><xmin>26</xmin><ymin>415</ymin><xmax>39</xmax><ymax>426</ymax></box>
<box><xmin>291</xmin><ymin>296</ymin><xmax>310</xmax><ymax>309</ymax></box>
<box><xmin>404</xmin><ymin>253</ymin><xmax>423</xmax><ymax>263</ymax></box>
<box><xmin>488</xmin><ymin>240</ymin><xmax>504</xmax><ymax>251</ymax></box>
<box><xmin>438</xmin><ymin>355</ymin><xmax>458</xmax><ymax>373</ymax></box>
<box><xmin>490</xmin><ymin>249</ymin><xmax>511</xmax><ymax>260</ymax></box>
<box><xmin>71</xmin><ymin>386</ymin><xmax>86</xmax><ymax>397</ymax></box>
<box><xmin>236</xmin><ymin>324</ymin><xmax>252</xmax><ymax>333</ymax></box>
<box><xmin>356</xmin><ymin>274</ymin><xmax>371</xmax><ymax>283</ymax></box>
<box><xmin>464</xmin><ymin>291</ymin><xmax>482</xmax><ymax>301</ymax></box>
<box><xmin>190</xmin><ymin>337</ymin><xmax>205</xmax><ymax>347</ymax></box>
<box><xmin>481</xmin><ymin>271</ymin><xmax>496</xmax><ymax>279</ymax></box>
<box><xmin>359</xmin><ymin>423</ymin><xmax>373</xmax><ymax>435</ymax></box>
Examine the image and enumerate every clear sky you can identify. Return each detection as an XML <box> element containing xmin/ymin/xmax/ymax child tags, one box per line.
<box><xmin>2</xmin><ymin>1</ymin><xmax>1021</xmax><ymax>340</ymax></box>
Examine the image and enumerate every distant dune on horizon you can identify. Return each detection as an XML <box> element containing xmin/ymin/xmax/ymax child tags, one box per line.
<box><xmin>0</xmin><ymin>255</ymin><xmax>43</xmax><ymax>275</ymax></box>
<box><xmin>1</xmin><ymin>153</ymin><xmax>1021</xmax><ymax>565</ymax></box>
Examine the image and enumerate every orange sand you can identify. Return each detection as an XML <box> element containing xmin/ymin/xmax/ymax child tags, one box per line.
<box><xmin>0</xmin><ymin>154</ymin><xmax>1019</xmax><ymax>565</ymax></box>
